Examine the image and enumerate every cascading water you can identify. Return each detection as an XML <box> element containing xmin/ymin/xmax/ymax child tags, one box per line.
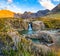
<box><xmin>28</xmin><ymin>23</ymin><xmax>32</xmax><ymax>31</ymax></box>
<box><xmin>28</xmin><ymin>23</ymin><xmax>34</xmax><ymax>34</ymax></box>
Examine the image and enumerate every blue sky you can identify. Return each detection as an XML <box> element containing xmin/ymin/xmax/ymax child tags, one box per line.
<box><xmin>0</xmin><ymin>0</ymin><xmax>60</xmax><ymax>13</ymax></box>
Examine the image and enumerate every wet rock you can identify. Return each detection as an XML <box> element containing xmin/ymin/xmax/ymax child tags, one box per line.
<box><xmin>25</xmin><ymin>31</ymin><xmax>54</xmax><ymax>44</ymax></box>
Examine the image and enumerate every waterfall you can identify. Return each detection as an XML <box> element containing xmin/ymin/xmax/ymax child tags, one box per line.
<box><xmin>28</xmin><ymin>23</ymin><xmax>32</xmax><ymax>31</ymax></box>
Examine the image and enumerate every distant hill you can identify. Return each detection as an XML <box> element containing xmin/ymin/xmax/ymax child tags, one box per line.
<box><xmin>40</xmin><ymin>4</ymin><xmax>60</xmax><ymax>21</ymax></box>
<box><xmin>43</xmin><ymin>3</ymin><xmax>60</xmax><ymax>19</ymax></box>
<box><xmin>37</xmin><ymin>4</ymin><xmax>60</xmax><ymax>29</ymax></box>
<box><xmin>14</xmin><ymin>9</ymin><xmax>50</xmax><ymax>19</ymax></box>
<box><xmin>14</xmin><ymin>3</ymin><xmax>60</xmax><ymax>19</ymax></box>
<box><xmin>0</xmin><ymin>4</ymin><xmax>60</xmax><ymax>19</ymax></box>
<box><xmin>0</xmin><ymin>10</ymin><xmax>15</xmax><ymax>18</ymax></box>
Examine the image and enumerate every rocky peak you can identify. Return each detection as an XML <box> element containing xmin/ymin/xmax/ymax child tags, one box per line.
<box><xmin>51</xmin><ymin>3</ymin><xmax>60</xmax><ymax>12</ymax></box>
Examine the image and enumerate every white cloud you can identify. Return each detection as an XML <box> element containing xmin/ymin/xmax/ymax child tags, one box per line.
<box><xmin>7</xmin><ymin>0</ymin><xmax>13</xmax><ymax>3</ymax></box>
<box><xmin>6</xmin><ymin>4</ymin><xmax>22</xmax><ymax>13</ymax></box>
<box><xmin>39</xmin><ymin>0</ymin><xmax>55</xmax><ymax>10</ymax></box>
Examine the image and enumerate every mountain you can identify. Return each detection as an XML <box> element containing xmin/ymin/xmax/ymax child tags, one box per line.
<box><xmin>0</xmin><ymin>9</ymin><xmax>49</xmax><ymax>19</ymax></box>
<box><xmin>1</xmin><ymin>4</ymin><xmax>60</xmax><ymax>19</ymax></box>
<box><xmin>14</xmin><ymin>9</ymin><xmax>50</xmax><ymax>19</ymax></box>
<box><xmin>14</xmin><ymin>4</ymin><xmax>60</xmax><ymax>19</ymax></box>
<box><xmin>0</xmin><ymin>10</ymin><xmax>15</xmax><ymax>18</ymax></box>
<box><xmin>41</xmin><ymin>4</ymin><xmax>60</xmax><ymax>20</ymax></box>
<box><xmin>51</xmin><ymin>4</ymin><xmax>60</xmax><ymax>13</ymax></box>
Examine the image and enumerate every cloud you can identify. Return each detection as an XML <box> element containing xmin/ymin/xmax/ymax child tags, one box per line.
<box><xmin>39</xmin><ymin>0</ymin><xmax>55</xmax><ymax>10</ymax></box>
<box><xmin>7</xmin><ymin>0</ymin><xmax>13</xmax><ymax>3</ymax></box>
<box><xmin>6</xmin><ymin>4</ymin><xmax>22</xmax><ymax>13</ymax></box>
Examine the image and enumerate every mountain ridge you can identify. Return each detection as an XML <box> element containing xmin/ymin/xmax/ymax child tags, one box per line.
<box><xmin>14</xmin><ymin>9</ymin><xmax>50</xmax><ymax>19</ymax></box>
<box><xmin>0</xmin><ymin>3</ymin><xmax>60</xmax><ymax>18</ymax></box>
<box><xmin>52</xmin><ymin>3</ymin><xmax>60</xmax><ymax>13</ymax></box>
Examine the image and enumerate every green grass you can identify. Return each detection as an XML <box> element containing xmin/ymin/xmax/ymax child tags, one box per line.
<box><xmin>36</xmin><ymin>13</ymin><xmax>60</xmax><ymax>29</ymax></box>
<box><xmin>0</xmin><ymin>17</ymin><xmax>59</xmax><ymax>56</ymax></box>
<box><xmin>2</xmin><ymin>42</ymin><xmax>57</xmax><ymax>56</ymax></box>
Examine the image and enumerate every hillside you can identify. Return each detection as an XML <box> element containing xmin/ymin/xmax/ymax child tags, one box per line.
<box><xmin>43</xmin><ymin>4</ymin><xmax>60</xmax><ymax>19</ymax></box>
<box><xmin>43</xmin><ymin>13</ymin><xmax>60</xmax><ymax>20</ymax></box>
<box><xmin>36</xmin><ymin>4</ymin><xmax>60</xmax><ymax>29</ymax></box>
<box><xmin>39</xmin><ymin>13</ymin><xmax>60</xmax><ymax>29</ymax></box>
<box><xmin>51</xmin><ymin>4</ymin><xmax>60</xmax><ymax>13</ymax></box>
<box><xmin>0</xmin><ymin>9</ymin><xmax>51</xmax><ymax>19</ymax></box>
<box><xmin>0</xmin><ymin>10</ymin><xmax>15</xmax><ymax>18</ymax></box>
<box><xmin>40</xmin><ymin>4</ymin><xmax>60</xmax><ymax>20</ymax></box>
<box><xmin>14</xmin><ymin>9</ymin><xmax>50</xmax><ymax>19</ymax></box>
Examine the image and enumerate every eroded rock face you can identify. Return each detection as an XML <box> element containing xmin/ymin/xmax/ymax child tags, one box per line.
<box><xmin>7</xmin><ymin>30</ymin><xmax>21</xmax><ymax>46</ymax></box>
<box><xmin>33</xmin><ymin>43</ymin><xmax>50</xmax><ymax>54</ymax></box>
<box><xmin>21</xmin><ymin>21</ymin><xmax>45</xmax><ymax>31</ymax></box>
<box><xmin>36</xmin><ymin>31</ymin><xmax>54</xmax><ymax>43</ymax></box>
<box><xmin>9</xmin><ymin>19</ymin><xmax>45</xmax><ymax>31</ymax></box>
<box><xmin>32</xmin><ymin>21</ymin><xmax>45</xmax><ymax>30</ymax></box>
<box><xmin>9</xmin><ymin>19</ymin><xmax>29</xmax><ymax>31</ymax></box>
<box><xmin>25</xmin><ymin>31</ymin><xmax>54</xmax><ymax>44</ymax></box>
<box><xmin>20</xmin><ymin>20</ymin><xmax>29</xmax><ymax>30</ymax></box>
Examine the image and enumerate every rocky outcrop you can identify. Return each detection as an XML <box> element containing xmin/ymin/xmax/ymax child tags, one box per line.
<box><xmin>7</xmin><ymin>29</ymin><xmax>21</xmax><ymax>46</ymax></box>
<box><xmin>33</xmin><ymin>43</ymin><xmax>50</xmax><ymax>54</ymax></box>
<box><xmin>21</xmin><ymin>20</ymin><xmax>29</xmax><ymax>30</ymax></box>
<box><xmin>8</xmin><ymin>19</ymin><xmax>45</xmax><ymax>31</ymax></box>
<box><xmin>25</xmin><ymin>30</ymin><xmax>54</xmax><ymax>45</ymax></box>
<box><xmin>9</xmin><ymin>19</ymin><xmax>29</xmax><ymax>31</ymax></box>
<box><xmin>32</xmin><ymin>21</ymin><xmax>45</xmax><ymax>30</ymax></box>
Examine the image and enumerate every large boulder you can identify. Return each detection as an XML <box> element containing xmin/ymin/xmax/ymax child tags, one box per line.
<box><xmin>36</xmin><ymin>31</ymin><xmax>54</xmax><ymax>43</ymax></box>
<box><xmin>33</xmin><ymin>43</ymin><xmax>50</xmax><ymax>55</ymax></box>
<box><xmin>32</xmin><ymin>21</ymin><xmax>45</xmax><ymax>30</ymax></box>
<box><xmin>25</xmin><ymin>31</ymin><xmax>54</xmax><ymax>45</ymax></box>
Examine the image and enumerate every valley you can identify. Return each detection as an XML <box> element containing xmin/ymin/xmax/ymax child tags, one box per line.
<box><xmin>0</xmin><ymin>3</ymin><xmax>60</xmax><ymax>56</ymax></box>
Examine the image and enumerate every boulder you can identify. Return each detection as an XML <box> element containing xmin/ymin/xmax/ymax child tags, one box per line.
<box><xmin>25</xmin><ymin>31</ymin><xmax>54</xmax><ymax>45</ymax></box>
<box><xmin>33</xmin><ymin>43</ymin><xmax>50</xmax><ymax>55</ymax></box>
<box><xmin>32</xmin><ymin>21</ymin><xmax>45</xmax><ymax>30</ymax></box>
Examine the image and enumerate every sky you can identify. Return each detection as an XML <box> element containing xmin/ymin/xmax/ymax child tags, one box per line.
<box><xmin>0</xmin><ymin>0</ymin><xmax>60</xmax><ymax>13</ymax></box>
